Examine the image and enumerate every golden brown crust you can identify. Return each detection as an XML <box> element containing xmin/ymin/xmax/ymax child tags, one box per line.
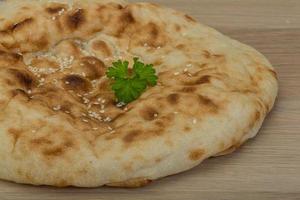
<box><xmin>189</xmin><ymin>148</ymin><xmax>205</xmax><ymax>161</ymax></box>
<box><xmin>105</xmin><ymin>178</ymin><xmax>152</xmax><ymax>188</ymax></box>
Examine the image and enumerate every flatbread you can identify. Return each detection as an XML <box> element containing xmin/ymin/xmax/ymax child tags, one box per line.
<box><xmin>0</xmin><ymin>0</ymin><xmax>278</xmax><ymax>187</ymax></box>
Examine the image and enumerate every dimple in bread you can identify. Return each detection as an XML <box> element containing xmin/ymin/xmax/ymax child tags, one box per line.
<box><xmin>0</xmin><ymin>0</ymin><xmax>278</xmax><ymax>187</ymax></box>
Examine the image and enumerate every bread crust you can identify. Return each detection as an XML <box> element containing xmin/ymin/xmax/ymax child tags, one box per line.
<box><xmin>0</xmin><ymin>0</ymin><xmax>278</xmax><ymax>187</ymax></box>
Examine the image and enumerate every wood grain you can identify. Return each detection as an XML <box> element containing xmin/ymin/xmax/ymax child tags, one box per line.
<box><xmin>0</xmin><ymin>0</ymin><xmax>299</xmax><ymax>199</ymax></box>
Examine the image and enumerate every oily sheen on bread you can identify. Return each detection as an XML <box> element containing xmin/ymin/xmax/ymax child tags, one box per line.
<box><xmin>0</xmin><ymin>0</ymin><xmax>278</xmax><ymax>187</ymax></box>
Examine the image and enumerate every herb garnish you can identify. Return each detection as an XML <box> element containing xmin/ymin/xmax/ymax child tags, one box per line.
<box><xmin>106</xmin><ymin>58</ymin><xmax>158</xmax><ymax>104</ymax></box>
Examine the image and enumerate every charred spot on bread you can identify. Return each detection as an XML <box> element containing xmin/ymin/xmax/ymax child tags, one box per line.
<box><xmin>123</xmin><ymin>130</ymin><xmax>140</xmax><ymax>143</ymax></box>
<box><xmin>8</xmin><ymin>69</ymin><xmax>35</xmax><ymax>89</ymax></box>
<box><xmin>167</xmin><ymin>93</ymin><xmax>180</xmax><ymax>105</ymax></box>
<box><xmin>46</xmin><ymin>6</ymin><xmax>65</xmax><ymax>14</ymax></box>
<box><xmin>140</xmin><ymin>107</ymin><xmax>159</xmax><ymax>121</ymax></box>
<box><xmin>184</xmin><ymin>14</ymin><xmax>197</xmax><ymax>23</ymax></box>
<box><xmin>67</xmin><ymin>9</ymin><xmax>86</xmax><ymax>30</ymax></box>
<box><xmin>189</xmin><ymin>148</ymin><xmax>205</xmax><ymax>161</ymax></box>
<box><xmin>79</xmin><ymin>56</ymin><xmax>106</xmax><ymax>80</ymax></box>
<box><xmin>62</xmin><ymin>74</ymin><xmax>91</xmax><ymax>92</ymax></box>
<box><xmin>9</xmin><ymin>18</ymin><xmax>34</xmax><ymax>32</ymax></box>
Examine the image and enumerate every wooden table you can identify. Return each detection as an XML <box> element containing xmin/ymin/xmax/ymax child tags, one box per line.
<box><xmin>1</xmin><ymin>0</ymin><xmax>299</xmax><ymax>199</ymax></box>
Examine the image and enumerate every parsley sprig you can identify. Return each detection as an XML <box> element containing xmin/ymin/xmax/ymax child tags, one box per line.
<box><xmin>106</xmin><ymin>58</ymin><xmax>158</xmax><ymax>104</ymax></box>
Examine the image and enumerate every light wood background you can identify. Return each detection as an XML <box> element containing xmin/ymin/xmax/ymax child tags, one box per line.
<box><xmin>0</xmin><ymin>0</ymin><xmax>299</xmax><ymax>199</ymax></box>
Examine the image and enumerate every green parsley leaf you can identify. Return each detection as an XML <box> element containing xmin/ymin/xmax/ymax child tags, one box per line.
<box><xmin>106</xmin><ymin>60</ymin><xmax>129</xmax><ymax>79</ymax></box>
<box><xmin>133</xmin><ymin>57</ymin><xmax>158</xmax><ymax>86</ymax></box>
<box><xmin>106</xmin><ymin>58</ymin><xmax>158</xmax><ymax>104</ymax></box>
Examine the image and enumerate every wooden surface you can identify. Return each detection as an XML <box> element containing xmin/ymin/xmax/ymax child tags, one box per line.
<box><xmin>1</xmin><ymin>0</ymin><xmax>300</xmax><ymax>199</ymax></box>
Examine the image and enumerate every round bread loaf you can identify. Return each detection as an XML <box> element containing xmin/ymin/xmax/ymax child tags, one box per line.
<box><xmin>0</xmin><ymin>0</ymin><xmax>278</xmax><ymax>187</ymax></box>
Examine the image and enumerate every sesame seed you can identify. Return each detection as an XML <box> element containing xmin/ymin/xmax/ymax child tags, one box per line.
<box><xmin>104</xmin><ymin>117</ymin><xmax>112</xmax><ymax>122</ymax></box>
<box><xmin>101</xmin><ymin>99</ymin><xmax>106</xmax><ymax>104</ymax></box>
<box><xmin>116</xmin><ymin>102</ymin><xmax>126</xmax><ymax>107</ymax></box>
<box><xmin>101</xmin><ymin>105</ymin><xmax>105</xmax><ymax>109</ymax></box>
<box><xmin>31</xmin><ymin>130</ymin><xmax>36</xmax><ymax>133</ymax></box>
<box><xmin>174</xmin><ymin>72</ymin><xmax>180</xmax><ymax>76</ymax></box>
<box><xmin>174</xmin><ymin>111</ymin><xmax>179</xmax><ymax>114</ymax></box>
<box><xmin>186</xmin><ymin>63</ymin><xmax>192</xmax><ymax>67</ymax></box>
<box><xmin>58</xmin><ymin>9</ymin><xmax>65</xmax><ymax>16</ymax></box>
<box><xmin>108</xmin><ymin>126</ymin><xmax>113</xmax><ymax>131</ymax></box>
<box><xmin>83</xmin><ymin>97</ymin><xmax>90</xmax><ymax>104</ymax></box>
<box><xmin>51</xmin><ymin>16</ymin><xmax>56</xmax><ymax>20</ymax></box>
<box><xmin>65</xmin><ymin>81</ymin><xmax>70</xmax><ymax>84</ymax></box>
<box><xmin>187</xmin><ymin>73</ymin><xmax>193</xmax><ymax>77</ymax></box>
<box><xmin>154</xmin><ymin>113</ymin><xmax>158</xmax><ymax>117</ymax></box>
<box><xmin>183</xmin><ymin>68</ymin><xmax>188</xmax><ymax>72</ymax></box>
<box><xmin>100</xmin><ymin>110</ymin><xmax>105</xmax><ymax>113</ymax></box>
<box><xmin>57</xmin><ymin>56</ymin><xmax>74</xmax><ymax>71</ymax></box>
<box><xmin>27</xmin><ymin>90</ymin><xmax>32</xmax><ymax>94</ymax></box>
<box><xmin>124</xmin><ymin>107</ymin><xmax>128</xmax><ymax>111</ymax></box>
<box><xmin>92</xmin><ymin>127</ymin><xmax>98</xmax><ymax>130</ymax></box>
<box><xmin>53</xmin><ymin>105</ymin><xmax>61</xmax><ymax>111</ymax></box>
<box><xmin>110</xmin><ymin>130</ymin><xmax>116</xmax><ymax>134</ymax></box>
<box><xmin>87</xmin><ymin>110</ymin><xmax>102</xmax><ymax>121</ymax></box>
<box><xmin>82</xmin><ymin>119</ymin><xmax>89</xmax><ymax>123</ymax></box>
<box><xmin>192</xmin><ymin>118</ymin><xmax>197</xmax><ymax>124</ymax></box>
